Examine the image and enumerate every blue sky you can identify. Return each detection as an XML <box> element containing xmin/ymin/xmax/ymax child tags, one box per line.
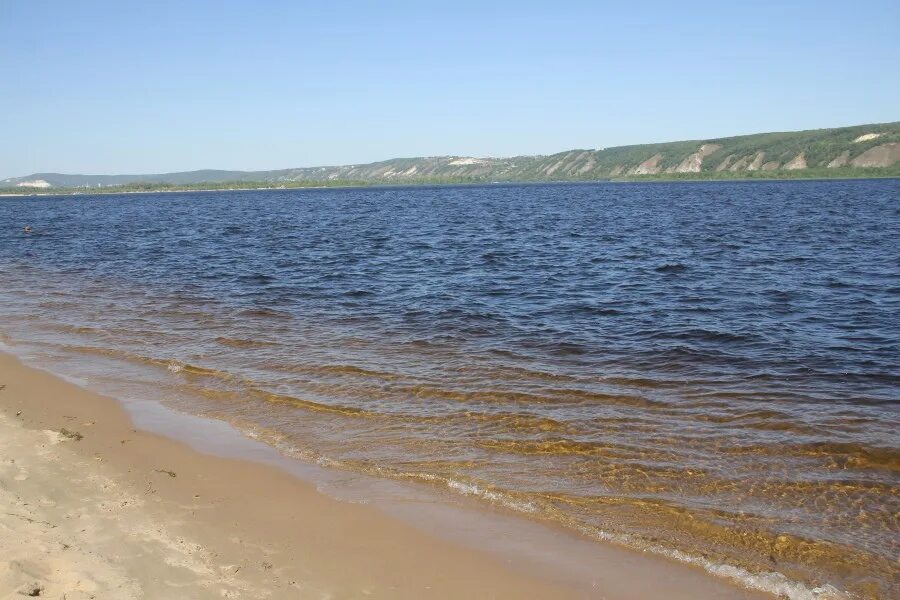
<box><xmin>2</xmin><ymin>1</ymin><xmax>898</xmax><ymax>178</ymax></box>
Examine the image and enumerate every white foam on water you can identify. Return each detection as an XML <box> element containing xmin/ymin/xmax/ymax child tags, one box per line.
<box><xmin>571</xmin><ymin>525</ymin><xmax>850</xmax><ymax>600</ymax></box>
<box><xmin>655</xmin><ymin>547</ymin><xmax>847</xmax><ymax>600</ymax></box>
<box><xmin>391</xmin><ymin>471</ymin><xmax>539</xmax><ymax>514</ymax></box>
<box><xmin>444</xmin><ymin>478</ymin><xmax>539</xmax><ymax>514</ymax></box>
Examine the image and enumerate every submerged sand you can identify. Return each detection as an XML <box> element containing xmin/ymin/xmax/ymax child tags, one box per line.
<box><xmin>0</xmin><ymin>351</ymin><xmax>771</xmax><ymax>599</ymax></box>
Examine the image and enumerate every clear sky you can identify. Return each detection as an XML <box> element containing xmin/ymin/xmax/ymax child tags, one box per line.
<box><xmin>2</xmin><ymin>1</ymin><xmax>898</xmax><ymax>178</ymax></box>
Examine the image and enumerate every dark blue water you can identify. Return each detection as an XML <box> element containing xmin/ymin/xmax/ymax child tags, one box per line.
<box><xmin>1</xmin><ymin>180</ymin><xmax>898</xmax><ymax>598</ymax></box>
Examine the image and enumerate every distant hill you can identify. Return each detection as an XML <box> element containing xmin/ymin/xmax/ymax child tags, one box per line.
<box><xmin>4</xmin><ymin>121</ymin><xmax>898</xmax><ymax>190</ymax></box>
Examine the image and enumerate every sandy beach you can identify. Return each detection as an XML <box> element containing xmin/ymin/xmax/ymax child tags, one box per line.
<box><xmin>0</xmin><ymin>350</ymin><xmax>778</xmax><ymax>599</ymax></box>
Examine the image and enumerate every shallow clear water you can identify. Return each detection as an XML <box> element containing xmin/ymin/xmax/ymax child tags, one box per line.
<box><xmin>1</xmin><ymin>181</ymin><xmax>898</xmax><ymax>598</ymax></box>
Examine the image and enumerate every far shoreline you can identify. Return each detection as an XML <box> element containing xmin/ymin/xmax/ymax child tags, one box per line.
<box><xmin>2</xmin><ymin>174</ymin><xmax>899</xmax><ymax>199</ymax></box>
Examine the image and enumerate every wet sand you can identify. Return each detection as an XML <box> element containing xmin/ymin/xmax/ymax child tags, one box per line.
<box><xmin>0</xmin><ymin>350</ymin><xmax>773</xmax><ymax>599</ymax></box>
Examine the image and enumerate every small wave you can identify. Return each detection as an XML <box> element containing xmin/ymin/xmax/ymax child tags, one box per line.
<box><xmin>545</xmin><ymin>387</ymin><xmax>667</xmax><ymax>408</ymax></box>
<box><xmin>312</xmin><ymin>363</ymin><xmax>397</xmax><ymax>379</ymax></box>
<box><xmin>655</xmin><ymin>263</ymin><xmax>688</xmax><ymax>273</ymax></box>
<box><xmin>255</xmin><ymin>390</ymin><xmax>370</xmax><ymax>417</ymax></box>
<box><xmin>646</xmin><ymin>545</ymin><xmax>847</xmax><ymax>600</ymax></box>
<box><xmin>236</xmin><ymin>307</ymin><xmax>293</xmax><ymax>320</ymax></box>
<box><xmin>480</xmin><ymin>365</ymin><xmax>577</xmax><ymax>383</ymax></box>
<box><xmin>460</xmin><ymin>411</ymin><xmax>569</xmax><ymax>433</ymax></box>
<box><xmin>393</xmin><ymin>384</ymin><xmax>656</xmax><ymax>408</ymax></box>
<box><xmin>46</xmin><ymin>323</ymin><xmax>108</xmax><ymax>336</ymax></box>
<box><xmin>645</xmin><ymin>328</ymin><xmax>758</xmax><ymax>344</ymax></box>
<box><xmin>214</xmin><ymin>336</ymin><xmax>277</xmax><ymax>349</ymax></box>
<box><xmin>568</xmin><ymin>303</ymin><xmax>623</xmax><ymax>316</ymax></box>
<box><xmin>794</xmin><ymin>441</ymin><xmax>900</xmax><ymax>471</ymax></box>
<box><xmin>477</xmin><ymin>437</ymin><xmax>644</xmax><ymax>458</ymax></box>
<box><xmin>696</xmin><ymin>408</ymin><xmax>806</xmax><ymax>425</ymax></box>
<box><xmin>59</xmin><ymin>343</ymin><xmax>166</xmax><ymax>368</ymax></box>
<box><xmin>599</xmin><ymin>375</ymin><xmax>675</xmax><ymax>389</ymax></box>
<box><xmin>392</xmin><ymin>471</ymin><xmax>539</xmax><ymax>514</ymax></box>
<box><xmin>343</xmin><ymin>289</ymin><xmax>375</xmax><ymax>298</ymax></box>
<box><xmin>238</xmin><ymin>273</ymin><xmax>277</xmax><ymax>285</ymax></box>
<box><xmin>265</xmin><ymin>362</ymin><xmax>400</xmax><ymax>380</ymax></box>
<box><xmin>55</xmin><ymin>345</ymin><xmax>235</xmax><ymax>382</ymax></box>
<box><xmin>162</xmin><ymin>360</ymin><xmax>227</xmax><ymax>378</ymax></box>
<box><xmin>721</xmin><ymin>440</ymin><xmax>900</xmax><ymax>471</ymax></box>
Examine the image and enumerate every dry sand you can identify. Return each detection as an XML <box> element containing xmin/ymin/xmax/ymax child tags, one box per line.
<box><xmin>0</xmin><ymin>351</ymin><xmax>770</xmax><ymax>599</ymax></box>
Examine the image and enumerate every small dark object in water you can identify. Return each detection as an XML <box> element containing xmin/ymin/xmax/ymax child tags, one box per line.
<box><xmin>23</xmin><ymin>225</ymin><xmax>32</xmax><ymax>233</ymax></box>
<box><xmin>655</xmin><ymin>263</ymin><xmax>687</xmax><ymax>273</ymax></box>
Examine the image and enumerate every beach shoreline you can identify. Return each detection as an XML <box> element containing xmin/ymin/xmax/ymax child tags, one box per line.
<box><xmin>0</xmin><ymin>349</ymin><xmax>776</xmax><ymax>599</ymax></box>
